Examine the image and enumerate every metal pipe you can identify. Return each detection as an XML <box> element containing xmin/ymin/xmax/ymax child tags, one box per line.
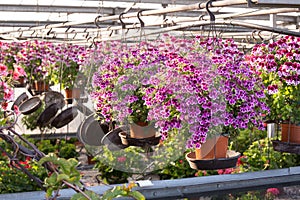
<box><xmin>0</xmin><ymin>0</ymin><xmax>251</xmax><ymax>34</ymax></box>
<box><xmin>95</xmin><ymin>19</ymin><xmax>300</xmax><ymax>42</ymax></box>
<box><xmin>2</xmin><ymin>6</ymin><xmax>296</xmax><ymax>42</ymax></box>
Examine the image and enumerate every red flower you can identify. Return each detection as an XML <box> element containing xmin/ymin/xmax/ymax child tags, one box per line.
<box><xmin>1</xmin><ymin>102</ymin><xmax>8</xmax><ymax>111</ymax></box>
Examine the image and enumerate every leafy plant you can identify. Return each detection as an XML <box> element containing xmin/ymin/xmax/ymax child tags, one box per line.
<box><xmin>52</xmin><ymin>61</ymin><xmax>80</xmax><ymax>89</ymax></box>
<box><xmin>239</xmin><ymin>137</ymin><xmax>300</xmax><ymax>172</ymax></box>
<box><xmin>39</xmin><ymin>153</ymin><xmax>145</xmax><ymax>200</ymax></box>
<box><xmin>57</xmin><ymin>140</ymin><xmax>79</xmax><ymax>159</ymax></box>
<box><xmin>38</xmin><ymin>153</ymin><xmax>83</xmax><ymax>198</ymax></box>
<box><xmin>101</xmin><ymin>182</ymin><xmax>145</xmax><ymax>200</ymax></box>
<box><xmin>0</xmin><ymin>138</ymin><xmax>48</xmax><ymax>194</ymax></box>
<box><xmin>21</xmin><ymin>102</ymin><xmax>45</xmax><ymax>131</ymax></box>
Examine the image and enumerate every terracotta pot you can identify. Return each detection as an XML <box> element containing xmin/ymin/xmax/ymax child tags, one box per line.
<box><xmin>33</xmin><ymin>81</ymin><xmax>49</xmax><ymax>92</ymax></box>
<box><xmin>281</xmin><ymin>123</ymin><xmax>300</xmax><ymax>144</ymax></box>
<box><xmin>65</xmin><ymin>88</ymin><xmax>81</xmax><ymax>99</ymax></box>
<box><xmin>129</xmin><ymin>122</ymin><xmax>156</xmax><ymax>139</ymax></box>
<box><xmin>195</xmin><ymin>135</ymin><xmax>228</xmax><ymax>160</ymax></box>
<box><xmin>14</xmin><ymin>76</ymin><xmax>26</xmax><ymax>87</ymax></box>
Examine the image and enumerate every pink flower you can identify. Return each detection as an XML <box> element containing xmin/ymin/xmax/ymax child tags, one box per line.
<box><xmin>4</xmin><ymin>89</ymin><xmax>13</xmax><ymax>101</ymax></box>
<box><xmin>13</xmin><ymin>71</ymin><xmax>20</xmax><ymax>80</ymax></box>
<box><xmin>117</xmin><ymin>156</ymin><xmax>126</xmax><ymax>162</ymax></box>
<box><xmin>266</xmin><ymin>188</ymin><xmax>280</xmax><ymax>196</ymax></box>
<box><xmin>13</xmin><ymin>105</ymin><xmax>20</xmax><ymax>115</ymax></box>
<box><xmin>14</xmin><ymin>65</ymin><xmax>26</xmax><ymax>77</ymax></box>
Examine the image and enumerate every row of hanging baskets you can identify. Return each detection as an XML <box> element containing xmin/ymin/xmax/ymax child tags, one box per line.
<box><xmin>15</xmin><ymin>90</ymin><xmax>79</xmax><ymax>131</ymax></box>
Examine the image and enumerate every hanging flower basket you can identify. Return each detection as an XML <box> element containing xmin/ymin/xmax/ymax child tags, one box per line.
<box><xmin>185</xmin><ymin>135</ymin><xmax>240</xmax><ymax>170</ymax></box>
<box><xmin>119</xmin><ymin>131</ymin><xmax>161</xmax><ymax>147</ymax></box>
<box><xmin>281</xmin><ymin>123</ymin><xmax>300</xmax><ymax>144</ymax></box>
<box><xmin>185</xmin><ymin>150</ymin><xmax>241</xmax><ymax>170</ymax></box>
<box><xmin>272</xmin><ymin>123</ymin><xmax>300</xmax><ymax>155</ymax></box>
<box><xmin>272</xmin><ymin>140</ymin><xmax>300</xmax><ymax>155</ymax></box>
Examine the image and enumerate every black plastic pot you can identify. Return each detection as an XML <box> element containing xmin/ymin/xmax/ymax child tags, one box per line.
<box><xmin>51</xmin><ymin>107</ymin><xmax>78</xmax><ymax>129</ymax></box>
<box><xmin>37</xmin><ymin>103</ymin><xmax>59</xmax><ymax>127</ymax></box>
<box><xmin>185</xmin><ymin>150</ymin><xmax>240</xmax><ymax>170</ymax></box>
<box><xmin>19</xmin><ymin>96</ymin><xmax>42</xmax><ymax>115</ymax></box>
<box><xmin>101</xmin><ymin>126</ymin><xmax>128</xmax><ymax>151</ymax></box>
<box><xmin>77</xmin><ymin>114</ymin><xmax>109</xmax><ymax>146</ymax></box>
<box><xmin>11</xmin><ymin>92</ymin><xmax>28</xmax><ymax>110</ymax></box>
<box><xmin>43</xmin><ymin>91</ymin><xmax>65</xmax><ymax>109</ymax></box>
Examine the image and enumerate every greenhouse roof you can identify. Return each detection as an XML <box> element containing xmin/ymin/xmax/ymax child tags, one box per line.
<box><xmin>0</xmin><ymin>0</ymin><xmax>299</xmax><ymax>46</ymax></box>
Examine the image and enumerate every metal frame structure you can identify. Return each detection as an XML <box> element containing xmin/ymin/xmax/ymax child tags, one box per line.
<box><xmin>0</xmin><ymin>0</ymin><xmax>299</xmax><ymax>46</ymax></box>
<box><xmin>1</xmin><ymin>166</ymin><xmax>300</xmax><ymax>200</ymax></box>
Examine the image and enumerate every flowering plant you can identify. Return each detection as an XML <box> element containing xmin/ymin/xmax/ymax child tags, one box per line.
<box><xmin>0</xmin><ymin>63</ymin><xmax>23</xmax><ymax>127</ymax></box>
<box><xmin>249</xmin><ymin>36</ymin><xmax>300</xmax><ymax>124</ymax></box>
<box><xmin>92</xmin><ymin>35</ymin><xmax>267</xmax><ymax>149</ymax></box>
<box><xmin>51</xmin><ymin>44</ymin><xmax>87</xmax><ymax>89</ymax></box>
<box><xmin>0</xmin><ymin>42</ymin><xmax>26</xmax><ymax>85</ymax></box>
<box><xmin>15</xmin><ymin>40</ymin><xmax>56</xmax><ymax>85</ymax></box>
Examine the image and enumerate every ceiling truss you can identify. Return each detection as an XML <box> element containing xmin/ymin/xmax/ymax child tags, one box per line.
<box><xmin>0</xmin><ymin>0</ymin><xmax>299</xmax><ymax>47</ymax></box>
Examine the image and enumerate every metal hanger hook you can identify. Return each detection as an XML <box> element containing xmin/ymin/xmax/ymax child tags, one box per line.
<box><xmin>94</xmin><ymin>15</ymin><xmax>102</xmax><ymax>28</ymax></box>
<box><xmin>119</xmin><ymin>12</ymin><xmax>126</xmax><ymax>29</ymax></box>
<box><xmin>137</xmin><ymin>10</ymin><xmax>145</xmax><ymax>28</ymax></box>
<box><xmin>205</xmin><ymin>0</ymin><xmax>215</xmax><ymax>22</ymax></box>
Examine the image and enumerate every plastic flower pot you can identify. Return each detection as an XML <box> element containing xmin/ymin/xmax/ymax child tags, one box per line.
<box><xmin>33</xmin><ymin>80</ymin><xmax>49</xmax><ymax>92</ymax></box>
<box><xmin>281</xmin><ymin>123</ymin><xmax>300</xmax><ymax>144</ymax></box>
<box><xmin>64</xmin><ymin>88</ymin><xmax>81</xmax><ymax>99</ymax></box>
<box><xmin>195</xmin><ymin>135</ymin><xmax>229</xmax><ymax>160</ymax></box>
<box><xmin>129</xmin><ymin>122</ymin><xmax>156</xmax><ymax>139</ymax></box>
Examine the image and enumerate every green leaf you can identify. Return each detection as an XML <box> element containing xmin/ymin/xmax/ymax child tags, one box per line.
<box><xmin>128</xmin><ymin>191</ymin><xmax>146</xmax><ymax>200</ymax></box>
<box><xmin>71</xmin><ymin>190</ymin><xmax>101</xmax><ymax>200</ymax></box>
<box><xmin>45</xmin><ymin>173</ymin><xmax>58</xmax><ymax>186</ymax></box>
<box><xmin>57</xmin><ymin>174</ymin><xmax>70</xmax><ymax>182</ymax></box>
<box><xmin>46</xmin><ymin>188</ymin><xmax>54</xmax><ymax>198</ymax></box>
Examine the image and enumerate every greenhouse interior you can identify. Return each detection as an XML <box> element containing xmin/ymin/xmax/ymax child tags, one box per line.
<box><xmin>0</xmin><ymin>0</ymin><xmax>300</xmax><ymax>199</ymax></box>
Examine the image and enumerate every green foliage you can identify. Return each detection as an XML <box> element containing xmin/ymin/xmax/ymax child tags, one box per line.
<box><xmin>34</xmin><ymin>139</ymin><xmax>79</xmax><ymax>159</ymax></box>
<box><xmin>153</xmin><ymin>153</ymin><xmax>197</xmax><ymax>179</ymax></box>
<box><xmin>230</xmin><ymin>128</ymin><xmax>266</xmax><ymax>153</ymax></box>
<box><xmin>39</xmin><ymin>153</ymin><xmax>145</xmax><ymax>200</ymax></box>
<box><xmin>38</xmin><ymin>153</ymin><xmax>82</xmax><ymax>198</ymax></box>
<box><xmin>52</xmin><ymin>61</ymin><xmax>79</xmax><ymax>89</ymax></box>
<box><xmin>101</xmin><ymin>183</ymin><xmax>145</xmax><ymax>200</ymax></box>
<box><xmin>0</xmin><ymin>139</ymin><xmax>48</xmax><ymax>194</ymax></box>
<box><xmin>35</xmin><ymin>139</ymin><xmax>57</xmax><ymax>155</ymax></box>
<box><xmin>239</xmin><ymin>137</ymin><xmax>300</xmax><ymax>172</ymax></box>
<box><xmin>21</xmin><ymin>102</ymin><xmax>45</xmax><ymax>131</ymax></box>
<box><xmin>93</xmin><ymin>159</ymin><xmax>131</xmax><ymax>184</ymax></box>
<box><xmin>0</xmin><ymin>158</ymin><xmax>47</xmax><ymax>194</ymax></box>
<box><xmin>57</xmin><ymin>140</ymin><xmax>79</xmax><ymax>159</ymax></box>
